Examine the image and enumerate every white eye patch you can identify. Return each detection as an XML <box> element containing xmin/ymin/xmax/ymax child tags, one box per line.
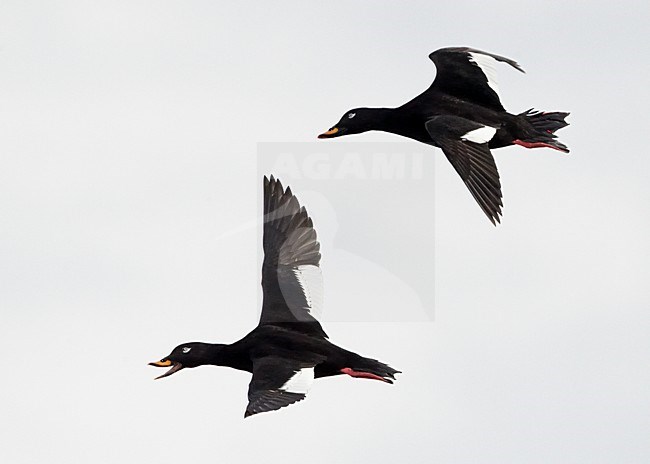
<box><xmin>348</xmin><ymin>113</ymin><xmax>356</xmax><ymax>119</ymax></box>
<box><xmin>182</xmin><ymin>347</ymin><xmax>191</xmax><ymax>353</ymax></box>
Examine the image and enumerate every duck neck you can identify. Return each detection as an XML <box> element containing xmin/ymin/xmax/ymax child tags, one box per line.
<box><xmin>366</xmin><ymin>107</ymin><xmax>396</xmax><ymax>133</ymax></box>
<box><xmin>203</xmin><ymin>343</ymin><xmax>230</xmax><ymax>367</ymax></box>
<box><xmin>365</xmin><ymin>107</ymin><xmax>418</xmax><ymax>140</ymax></box>
<box><xmin>205</xmin><ymin>342</ymin><xmax>249</xmax><ymax>371</ymax></box>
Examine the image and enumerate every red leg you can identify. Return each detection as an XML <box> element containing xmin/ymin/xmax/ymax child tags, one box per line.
<box><xmin>512</xmin><ymin>139</ymin><xmax>566</xmax><ymax>152</ymax></box>
<box><xmin>340</xmin><ymin>367</ymin><xmax>389</xmax><ymax>383</ymax></box>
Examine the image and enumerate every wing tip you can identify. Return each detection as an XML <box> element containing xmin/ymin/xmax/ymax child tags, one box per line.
<box><xmin>429</xmin><ymin>46</ymin><xmax>525</xmax><ymax>73</ymax></box>
<box><xmin>245</xmin><ymin>390</ymin><xmax>307</xmax><ymax>418</ymax></box>
<box><xmin>264</xmin><ymin>174</ymin><xmax>290</xmax><ymax>202</ymax></box>
<box><xmin>263</xmin><ymin>175</ymin><xmax>319</xmax><ymax>250</ymax></box>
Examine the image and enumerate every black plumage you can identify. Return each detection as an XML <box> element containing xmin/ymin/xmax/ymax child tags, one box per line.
<box><xmin>319</xmin><ymin>47</ymin><xmax>570</xmax><ymax>225</ymax></box>
<box><xmin>150</xmin><ymin>176</ymin><xmax>399</xmax><ymax>417</ymax></box>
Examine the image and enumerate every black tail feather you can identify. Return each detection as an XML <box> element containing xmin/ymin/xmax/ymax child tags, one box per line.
<box><xmin>522</xmin><ymin>109</ymin><xmax>569</xmax><ymax>133</ymax></box>
<box><xmin>520</xmin><ymin>109</ymin><xmax>570</xmax><ymax>153</ymax></box>
<box><xmin>352</xmin><ymin>357</ymin><xmax>401</xmax><ymax>383</ymax></box>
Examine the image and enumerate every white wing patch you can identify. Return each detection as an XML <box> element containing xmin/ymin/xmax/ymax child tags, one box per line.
<box><xmin>293</xmin><ymin>264</ymin><xmax>324</xmax><ymax>319</ymax></box>
<box><xmin>468</xmin><ymin>52</ymin><xmax>500</xmax><ymax>97</ymax></box>
<box><xmin>461</xmin><ymin>125</ymin><xmax>497</xmax><ymax>144</ymax></box>
<box><xmin>280</xmin><ymin>367</ymin><xmax>314</xmax><ymax>394</ymax></box>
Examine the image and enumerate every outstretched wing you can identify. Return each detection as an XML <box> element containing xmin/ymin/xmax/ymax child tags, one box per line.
<box><xmin>426</xmin><ymin>115</ymin><xmax>503</xmax><ymax>225</ymax></box>
<box><xmin>260</xmin><ymin>176</ymin><xmax>326</xmax><ymax>338</ymax></box>
<box><xmin>428</xmin><ymin>47</ymin><xmax>524</xmax><ymax>111</ymax></box>
<box><xmin>245</xmin><ymin>355</ymin><xmax>317</xmax><ymax>418</ymax></box>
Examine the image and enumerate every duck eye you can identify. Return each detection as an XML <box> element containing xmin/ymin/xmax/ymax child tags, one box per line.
<box><xmin>182</xmin><ymin>347</ymin><xmax>191</xmax><ymax>353</ymax></box>
<box><xmin>348</xmin><ymin>113</ymin><xmax>356</xmax><ymax>119</ymax></box>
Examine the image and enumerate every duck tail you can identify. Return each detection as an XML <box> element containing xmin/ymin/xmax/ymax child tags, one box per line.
<box><xmin>516</xmin><ymin>109</ymin><xmax>570</xmax><ymax>153</ymax></box>
<box><xmin>341</xmin><ymin>357</ymin><xmax>401</xmax><ymax>384</ymax></box>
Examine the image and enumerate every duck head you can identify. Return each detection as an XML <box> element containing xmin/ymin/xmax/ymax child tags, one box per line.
<box><xmin>318</xmin><ymin>108</ymin><xmax>378</xmax><ymax>139</ymax></box>
<box><xmin>149</xmin><ymin>342</ymin><xmax>214</xmax><ymax>380</ymax></box>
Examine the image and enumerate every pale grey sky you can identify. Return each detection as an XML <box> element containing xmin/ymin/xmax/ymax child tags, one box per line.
<box><xmin>1</xmin><ymin>1</ymin><xmax>649</xmax><ymax>463</ymax></box>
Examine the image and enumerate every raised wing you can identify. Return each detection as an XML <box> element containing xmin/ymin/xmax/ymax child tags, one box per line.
<box><xmin>428</xmin><ymin>47</ymin><xmax>524</xmax><ymax>111</ymax></box>
<box><xmin>426</xmin><ymin>115</ymin><xmax>503</xmax><ymax>225</ymax></box>
<box><xmin>260</xmin><ymin>176</ymin><xmax>326</xmax><ymax>338</ymax></box>
<box><xmin>245</xmin><ymin>355</ymin><xmax>318</xmax><ymax>417</ymax></box>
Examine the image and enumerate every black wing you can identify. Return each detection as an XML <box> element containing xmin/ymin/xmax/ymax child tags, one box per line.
<box><xmin>426</xmin><ymin>116</ymin><xmax>503</xmax><ymax>225</ymax></box>
<box><xmin>428</xmin><ymin>47</ymin><xmax>524</xmax><ymax>111</ymax></box>
<box><xmin>260</xmin><ymin>176</ymin><xmax>326</xmax><ymax>338</ymax></box>
<box><xmin>245</xmin><ymin>355</ymin><xmax>318</xmax><ymax>418</ymax></box>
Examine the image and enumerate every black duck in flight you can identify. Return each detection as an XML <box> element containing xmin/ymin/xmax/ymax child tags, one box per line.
<box><xmin>319</xmin><ymin>47</ymin><xmax>570</xmax><ymax>225</ymax></box>
<box><xmin>150</xmin><ymin>176</ymin><xmax>399</xmax><ymax>417</ymax></box>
